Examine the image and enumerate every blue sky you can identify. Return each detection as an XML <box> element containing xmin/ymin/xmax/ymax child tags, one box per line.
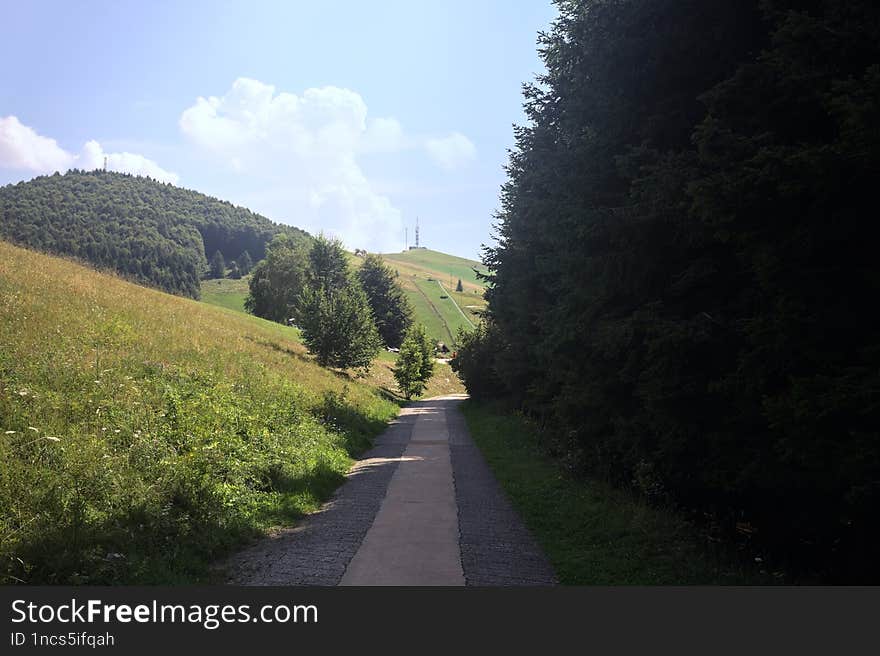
<box><xmin>0</xmin><ymin>0</ymin><xmax>556</xmax><ymax>260</ymax></box>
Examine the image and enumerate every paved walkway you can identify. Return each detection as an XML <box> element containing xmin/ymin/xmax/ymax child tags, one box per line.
<box><xmin>224</xmin><ymin>395</ymin><xmax>555</xmax><ymax>586</ymax></box>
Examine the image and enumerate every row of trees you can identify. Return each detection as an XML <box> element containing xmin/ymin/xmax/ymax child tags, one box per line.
<box><xmin>246</xmin><ymin>235</ymin><xmax>430</xmax><ymax>389</ymax></box>
<box><xmin>209</xmin><ymin>249</ymin><xmax>253</xmax><ymax>279</ymax></box>
<box><xmin>454</xmin><ymin>0</ymin><xmax>880</xmax><ymax>581</ymax></box>
<box><xmin>0</xmin><ymin>170</ymin><xmax>308</xmax><ymax>297</ymax></box>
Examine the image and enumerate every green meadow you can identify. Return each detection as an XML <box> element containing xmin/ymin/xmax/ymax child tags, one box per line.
<box><xmin>0</xmin><ymin>240</ymin><xmax>406</xmax><ymax>584</ymax></box>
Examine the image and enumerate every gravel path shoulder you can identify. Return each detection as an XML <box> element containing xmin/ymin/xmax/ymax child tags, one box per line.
<box><xmin>446</xmin><ymin>401</ymin><xmax>557</xmax><ymax>585</ymax></box>
<box><xmin>222</xmin><ymin>408</ymin><xmax>416</xmax><ymax>585</ymax></box>
<box><xmin>222</xmin><ymin>396</ymin><xmax>555</xmax><ymax>586</ymax></box>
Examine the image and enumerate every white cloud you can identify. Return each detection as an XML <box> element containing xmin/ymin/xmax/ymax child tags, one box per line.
<box><xmin>179</xmin><ymin>77</ymin><xmax>406</xmax><ymax>251</ymax></box>
<box><xmin>0</xmin><ymin>116</ymin><xmax>75</xmax><ymax>172</ymax></box>
<box><xmin>361</xmin><ymin>117</ymin><xmax>406</xmax><ymax>153</ymax></box>
<box><xmin>425</xmin><ymin>132</ymin><xmax>476</xmax><ymax>171</ymax></box>
<box><xmin>0</xmin><ymin>115</ymin><xmax>178</xmax><ymax>184</ymax></box>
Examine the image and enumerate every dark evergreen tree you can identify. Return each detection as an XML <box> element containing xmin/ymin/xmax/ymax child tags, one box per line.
<box><xmin>209</xmin><ymin>250</ymin><xmax>225</xmax><ymax>279</ymax></box>
<box><xmin>357</xmin><ymin>253</ymin><xmax>414</xmax><ymax>348</ymax></box>
<box><xmin>238</xmin><ymin>250</ymin><xmax>253</xmax><ymax>275</ymax></box>
<box><xmin>455</xmin><ymin>278</ymin><xmax>463</xmax><ymax>293</ymax></box>
<box><xmin>456</xmin><ymin>0</ymin><xmax>880</xmax><ymax>581</ymax></box>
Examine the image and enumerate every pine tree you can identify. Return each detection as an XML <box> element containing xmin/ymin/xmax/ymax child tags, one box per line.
<box><xmin>209</xmin><ymin>250</ymin><xmax>225</xmax><ymax>279</ymax></box>
<box><xmin>455</xmin><ymin>278</ymin><xmax>463</xmax><ymax>292</ymax></box>
<box><xmin>239</xmin><ymin>250</ymin><xmax>253</xmax><ymax>275</ymax></box>
<box><xmin>393</xmin><ymin>324</ymin><xmax>435</xmax><ymax>399</ymax></box>
<box><xmin>357</xmin><ymin>253</ymin><xmax>414</xmax><ymax>348</ymax></box>
<box><xmin>294</xmin><ymin>237</ymin><xmax>381</xmax><ymax>371</ymax></box>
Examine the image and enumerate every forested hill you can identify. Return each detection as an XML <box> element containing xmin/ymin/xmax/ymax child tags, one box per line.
<box><xmin>0</xmin><ymin>170</ymin><xmax>310</xmax><ymax>298</ymax></box>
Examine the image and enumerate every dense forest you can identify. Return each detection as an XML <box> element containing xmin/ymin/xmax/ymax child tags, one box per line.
<box><xmin>0</xmin><ymin>170</ymin><xmax>310</xmax><ymax>297</ymax></box>
<box><xmin>455</xmin><ymin>0</ymin><xmax>880</xmax><ymax>582</ymax></box>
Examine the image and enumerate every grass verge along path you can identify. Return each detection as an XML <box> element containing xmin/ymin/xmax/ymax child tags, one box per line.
<box><xmin>459</xmin><ymin>400</ymin><xmax>768</xmax><ymax>585</ymax></box>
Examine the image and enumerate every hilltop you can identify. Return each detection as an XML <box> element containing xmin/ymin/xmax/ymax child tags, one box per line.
<box><xmin>381</xmin><ymin>249</ymin><xmax>488</xmax><ymax>345</ymax></box>
<box><xmin>0</xmin><ymin>170</ymin><xmax>310</xmax><ymax>298</ymax></box>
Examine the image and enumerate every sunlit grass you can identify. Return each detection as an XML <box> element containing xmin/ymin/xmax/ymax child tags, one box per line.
<box><xmin>200</xmin><ymin>276</ymin><xmax>250</xmax><ymax>313</ymax></box>
<box><xmin>0</xmin><ymin>240</ymin><xmax>400</xmax><ymax>584</ymax></box>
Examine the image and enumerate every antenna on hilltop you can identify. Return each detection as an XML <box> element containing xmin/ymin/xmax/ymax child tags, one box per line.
<box><xmin>103</xmin><ymin>156</ymin><xmax>108</xmax><ymax>172</ymax></box>
<box><xmin>405</xmin><ymin>227</ymin><xmax>408</xmax><ymax>251</ymax></box>
<box><xmin>415</xmin><ymin>216</ymin><xmax>420</xmax><ymax>249</ymax></box>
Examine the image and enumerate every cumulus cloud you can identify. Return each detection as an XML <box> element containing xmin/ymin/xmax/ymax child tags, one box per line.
<box><xmin>180</xmin><ymin>78</ymin><xmax>405</xmax><ymax>251</ymax></box>
<box><xmin>0</xmin><ymin>115</ymin><xmax>178</xmax><ymax>184</ymax></box>
<box><xmin>0</xmin><ymin>116</ymin><xmax>75</xmax><ymax>172</ymax></box>
<box><xmin>361</xmin><ymin>117</ymin><xmax>406</xmax><ymax>153</ymax></box>
<box><xmin>180</xmin><ymin>78</ymin><xmax>476</xmax><ymax>251</ymax></box>
<box><xmin>425</xmin><ymin>132</ymin><xmax>477</xmax><ymax>171</ymax></box>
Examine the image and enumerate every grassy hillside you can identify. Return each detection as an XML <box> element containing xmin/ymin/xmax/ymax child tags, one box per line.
<box><xmin>383</xmin><ymin>249</ymin><xmax>488</xmax><ymax>289</ymax></box>
<box><xmin>0</xmin><ymin>240</ymin><xmax>403</xmax><ymax>584</ymax></box>
<box><xmin>0</xmin><ymin>170</ymin><xmax>310</xmax><ymax>298</ymax></box>
<box><xmin>378</xmin><ymin>249</ymin><xmax>487</xmax><ymax>345</ymax></box>
<box><xmin>217</xmin><ymin>247</ymin><xmax>488</xmax><ymax>348</ymax></box>
<box><xmin>201</xmin><ymin>276</ymin><xmax>250</xmax><ymax>313</ymax></box>
<box><xmin>409</xmin><ymin>277</ymin><xmax>473</xmax><ymax>344</ymax></box>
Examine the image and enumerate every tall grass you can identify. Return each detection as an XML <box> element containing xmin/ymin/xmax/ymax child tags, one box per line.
<box><xmin>0</xmin><ymin>241</ymin><xmax>399</xmax><ymax>584</ymax></box>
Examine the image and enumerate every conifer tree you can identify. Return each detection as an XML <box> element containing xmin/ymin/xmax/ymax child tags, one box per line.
<box><xmin>393</xmin><ymin>324</ymin><xmax>435</xmax><ymax>399</ymax></box>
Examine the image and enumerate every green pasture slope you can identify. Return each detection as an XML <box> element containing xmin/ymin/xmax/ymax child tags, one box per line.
<box><xmin>200</xmin><ymin>277</ymin><xmax>250</xmax><ymax>313</ymax></box>
<box><xmin>411</xmin><ymin>277</ymin><xmax>473</xmax><ymax>344</ymax></box>
<box><xmin>212</xmin><ymin>248</ymin><xmax>488</xmax><ymax>347</ymax></box>
<box><xmin>383</xmin><ymin>249</ymin><xmax>488</xmax><ymax>288</ymax></box>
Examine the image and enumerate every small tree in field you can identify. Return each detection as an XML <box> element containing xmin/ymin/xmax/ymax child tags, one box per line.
<box><xmin>455</xmin><ymin>278</ymin><xmax>463</xmax><ymax>292</ymax></box>
<box><xmin>238</xmin><ymin>250</ymin><xmax>253</xmax><ymax>275</ymax></box>
<box><xmin>209</xmin><ymin>250</ymin><xmax>225</xmax><ymax>278</ymax></box>
<box><xmin>393</xmin><ymin>324</ymin><xmax>435</xmax><ymax>399</ymax></box>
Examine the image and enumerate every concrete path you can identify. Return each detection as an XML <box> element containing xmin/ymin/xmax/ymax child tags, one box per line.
<box><xmin>224</xmin><ymin>395</ymin><xmax>555</xmax><ymax>586</ymax></box>
<box><xmin>340</xmin><ymin>399</ymin><xmax>464</xmax><ymax>585</ymax></box>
